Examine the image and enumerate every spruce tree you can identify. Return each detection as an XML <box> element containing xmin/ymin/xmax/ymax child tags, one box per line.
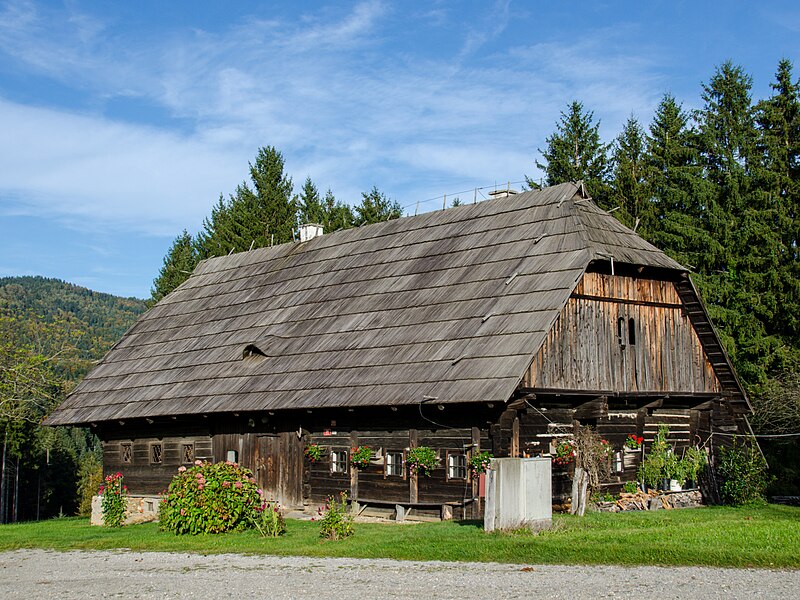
<box><xmin>755</xmin><ymin>59</ymin><xmax>800</xmax><ymax>346</ymax></box>
<box><xmin>644</xmin><ymin>94</ymin><xmax>714</xmax><ymax>270</ymax></box>
<box><xmin>149</xmin><ymin>230</ymin><xmax>199</xmax><ymax>305</ymax></box>
<box><xmin>297</xmin><ymin>180</ymin><xmax>356</xmax><ymax>233</ymax></box>
<box><xmin>355</xmin><ymin>186</ymin><xmax>402</xmax><ymax>224</ymax></box>
<box><xmin>195</xmin><ymin>146</ymin><xmax>295</xmax><ymax>256</ymax></box>
<box><xmin>297</xmin><ymin>177</ymin><xmax>326</xmax><ymax>225</ymax></box>
<box><xmin>694</xmin><ymin>62</ymin><xmax>784</xmax><ymax>385</ymax></box>
<box><xmin>322</xmin><ymin>189</ymin><xmax>356</xmax><ymax>231</ymax></box>
<box><xmin>530</xmin><ymin>100</ymin><xmax>612</xmax><ymax>207</ymax></box>
<box><xmin>610</xmin><ymin>116</ymin><xmax>651</xmax><ymax>230</ymax></box>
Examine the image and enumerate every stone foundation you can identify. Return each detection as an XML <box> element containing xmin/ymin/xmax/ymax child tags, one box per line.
<box><xmin>90</xmin><ymin>495</ymin><xmax>162</xmax><ymax>526</ymax></box>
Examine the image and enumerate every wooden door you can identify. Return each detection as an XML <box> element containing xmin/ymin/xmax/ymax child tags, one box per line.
<box><xmin>256</xmin><ymin>433</ymin><xmax>303</xmax><ymax>509</ymax></box>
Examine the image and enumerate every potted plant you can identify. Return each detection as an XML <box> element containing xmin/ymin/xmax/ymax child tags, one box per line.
<box><xmin>304</xmin><ymin>443</ymin><xmax>323</xmax><ymax>463</ymax></box>
<box><xmin>552</xmin><ymin>440</ymin><xmax>576</xmax><ymax>466</ymax></box>
<box><xmin>469</xmin><ymin>450</ymin><xmax>493</xmax><ymax>477</ymax></box>
<box><xmin>624</xmin><ymin>434</ymin><xmax>644</xmax><ymax>452</ymax></box>
<box><xmin>637</xmin><ymin>456</ymin><xmax>662</xmax><ymax>492</ymax></box>
<box><xmin>406</xmin><ymin>446</ymin><xmax>438</xmax><ymax>477</ymax></box>
<box><xmin>681</xmin><ymin>446</ymin><xmax>707</xmax><ymax>489</ymax></box>
<box><xmin>350</xmin><ymin>445</ymin><xmax>372</xmax><ymax>470</ymax></box>
<box><xmin>664</xmin><ymin>451</ymin><xmax>682</xmax><ymax>491</ymax></box>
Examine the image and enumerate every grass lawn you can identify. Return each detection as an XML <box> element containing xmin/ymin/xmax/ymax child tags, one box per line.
<box><xmin>0</xmin><ymin>505</ymin><xmax>798</xmax><ymax>569</ymax></box>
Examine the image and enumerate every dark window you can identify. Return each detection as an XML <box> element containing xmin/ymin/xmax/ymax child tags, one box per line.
<box><xmin>121</xmin><ymin>443</ymin><xmax>132</xmax><ymax>464</ymax></box>
<box><xmin>447</xmin><ymin>453</ymin><xmax>467</xmax><ymax>480</ymax></box>
<box><xmin>617</xmin><ymin>317</ymin><xmax>626</xmax><ymax>346</ymax></box>
<box><xmin>150</xmin><ymin>443</ymin><xmax>163</xmax><ymax>465</ymax></box>
<box><xmin>182</xmin><ymin>443</ymin><xmax>194</xmax><ymax>464</ymax></box>
<box><xmin>628</xmin><ymin>318</ymin><xmax>636</xmax><ymax>345</ymax></box>
<box><xmin>331</xmin><ymin>450</ymin><xmax>348</xmax><ymax>474</ymax></box>
<box><xmin>385</xmin><ymin>452</ymin><xmax>404</xmax><ymax>476</ymax></box>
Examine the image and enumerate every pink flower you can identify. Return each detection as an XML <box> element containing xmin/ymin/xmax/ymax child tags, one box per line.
<box><xmin>178</xmin><ymin>466</ymin><xmax>186</xmax><ymax>473</ymax></box>
<box><xmin>180</xmin><ymin>508</ymin><xmax>186</xmax><ymax>516</ymax></box>
<box><xmin>194</xmin><ymin>459</ymin><xmax>202</xmax><ymax>466</ymax></box>
<box><xmin>222</xmin><ymin>481</ymin><xmax>230</xmax><ymax>488</ymax></box>
<box><xmin>234</xmin><ymin>481</ymin><xmax>242</xmax><ymax>489</ymax></box>
<box><xmin>198</xmin><ymin>484</ymin><xmax>205</xmax><ymax>490</ymax></box>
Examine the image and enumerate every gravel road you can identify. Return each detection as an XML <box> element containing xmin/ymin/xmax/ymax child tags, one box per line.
<box><xmin>0</xmin><ymin>550</ymin><xmax>796</xmax><ymax>599</ymax></box>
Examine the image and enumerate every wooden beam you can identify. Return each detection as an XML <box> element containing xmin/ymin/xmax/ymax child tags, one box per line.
<box><xmin>574</xmin><ymin>396</ymin><xmax>608</xmax><ymax>421</ymax></box>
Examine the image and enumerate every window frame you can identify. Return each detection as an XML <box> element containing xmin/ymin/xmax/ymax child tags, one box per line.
<box><xmin>149</xmin><ymin>442</ymin><xmax>163</xmax><ymax>465</ymax></box>
<box><xmin>384</xmin><ymin>450</ymin><xmax>405</xmax><ymax>478</ymax></box>
<box><xmin>446</xmin><ymin>451</ymin><xmax>467</xmax><ymax>481</ymax></box>
<box><xmin>330</xmin><ymin>449</ymin><xmax>349</xmax><ymax>475</ymax></box>
<box><xmin>120</xmin><ymin>442</ymin><xmax>132</xmax><ymax>465</ymax></box>
<box><xmin>181</xmin><ymin>442</ymin><xmax>195</xmax><ymax>464</ymax></box>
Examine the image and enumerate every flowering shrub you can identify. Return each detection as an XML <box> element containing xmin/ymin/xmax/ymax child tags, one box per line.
<box><xmin>304</xmin><ymin>443</ymin><xmax>323</xmax><ymax>462</ymax></box>
<box><xmin>553</xmin><ymin>440</ymin><xmax>576</xmax><ymax>466</ymax></box>
<box><xmin>317</xmin><ymin>491</ymin><xmax>355</xmax><ymax>540</ymax></box>
<box><xmin>469</xmin><ymin>451</ymin><xmax>493</xmax><ymax>476</ymax></box>
<box><xmin>406</xmin><ymin>446</ymin><xmax>438</xmax><ymax>476</ymax></box>
<box><xmin>625</xmin><ymin>434</ymin><xmax>644</xmax><ymax>450</ymax></box>
<box><xmin>350</xmin><ymin>445</ymin><xmax>372</xmax><ymax>469</ymax></box>
<box><xmin>159</xmin><ymin>460</ymin><xmax>264</xmax><ymax>535</ymax></box>
<box><xmin>99</xmin><ymin>472</ymin><xmax>128</xmax><ymax>527</ymax></box>
<box><xmin>251</xmin><ymin>501</ymin><xmax>286</xmax><ymax>538</ymax></box>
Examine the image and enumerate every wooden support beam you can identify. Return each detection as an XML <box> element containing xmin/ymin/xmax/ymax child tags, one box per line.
<box><xmin>574</xmin><ymin>396</ymin><xmax>608</xmax><ymax>421</ymax></box>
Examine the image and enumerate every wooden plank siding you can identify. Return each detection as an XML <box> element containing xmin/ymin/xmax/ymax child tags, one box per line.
<box><xmin>524</xmin><ymin>272</ymin><xmax>722</xmax><ymax>394</ymax></box>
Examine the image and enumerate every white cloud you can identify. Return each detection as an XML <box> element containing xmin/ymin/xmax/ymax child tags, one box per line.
<box><xmin>0</xmin><ymin>0</ymin><xmax>669</xmax><ymax>235</ymax></box>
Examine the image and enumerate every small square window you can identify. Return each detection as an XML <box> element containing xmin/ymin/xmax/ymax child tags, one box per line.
<box><xmin>150</xmin><ymin>443</ymin><xmax>163</xmax><ymax>465</ymax></box>
<box><xmin>182</xmin><ymin>443</ymin><xmax>194</xmax><ymax>464</ymax></box>
<box><xmin>447</xmin><ymin>453</ymin><xmax>467</xmax><ymax>480</ymax></box>
<box><xmin>385</xmin><ymin>452</ymin><xmax>404</xmax><ymax>476</ymax></box>
<box><xmin>331</xmin><ymin>450</ymin><xmax>348</xmax><ymax>474</ymax></box>
<box><xmin>121</xmin><ymin>443</ymin><xmax>132</xmax><ymax>464</ymax></box>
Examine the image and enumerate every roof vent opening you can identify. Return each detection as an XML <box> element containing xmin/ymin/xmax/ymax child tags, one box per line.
<box><xmin>243</xmin><ymin>344</ymin><xmax>268</xmax><ymax>361</ymax></box>
<box><xmin>299</xmin><ymin>223</ymin><xmax>324</xmax><ymax>242</ymax></box>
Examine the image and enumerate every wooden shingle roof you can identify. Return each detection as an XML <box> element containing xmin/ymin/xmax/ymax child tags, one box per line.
<box><xmin>46</xmin><ymin>182</ymin><xmax>687</xmax><ymax>425</ymax></box>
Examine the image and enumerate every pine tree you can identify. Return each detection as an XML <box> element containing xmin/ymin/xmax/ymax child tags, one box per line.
<box><xmin>530</xmin><ymin>101</ymin><xmax>612</xmax><ymax>207</ymax></box>
<box><xmin>196</xmin><ymin>146</ymin><xmax>295</xmax><ymax>256</ymax></box>
<box><xmin>755</xmin><ymin>59</ymin><xmax>800</xmax><ymax>345</ymax></box>
<box><xmin>644</xmin><ymin>94</ymin><xmax>714</xmax><ymax>270</ymax></box>
<box><xmin>355</xmin><ymin>186</ymin><xmax>402</xmax><ymax>225</ymax></box>
<box><xmin>322</xmin><ymin>189</ymin><xmax>356</xmax><ymax>231</ymax></box>
<box><xmin>149</xmin><ymin>230</ymin><xmax>199</xmax><ymax>305</ymax></box>
<box><xmin>297</xmin><ymin>177</ymin><xmax>326</xmax><ymax>225</ymax></box>
<box><xmin>297</xmin><ymin>180</ymin><xmax>356</xmax><ymax>233</ymax></box>
<box><xmin>610</xmin><ymin>116</ymin><xmax>651</xmax><ymax>230</ymax></box>
<box><xmin>694</xmin><ymin>62</ymin><xmax>785</xmax><ymax>385</ymax></box>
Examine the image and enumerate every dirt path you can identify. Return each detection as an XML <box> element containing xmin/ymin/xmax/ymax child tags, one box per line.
<box><xmin>0</xmin><ymin>549</ymin><xmax>795</xmax><ymax>599</ymax></box>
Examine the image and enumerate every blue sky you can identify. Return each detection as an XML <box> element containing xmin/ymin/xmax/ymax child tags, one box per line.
<box><xmin>0</xmin><ymin>1</ymin><xmax>798</xmax><ymax>299</ymax></box>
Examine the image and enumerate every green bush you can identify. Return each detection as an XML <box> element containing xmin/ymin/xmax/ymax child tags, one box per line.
<box><xmin>77</xmin><ymin>453</ymin><xmax>103</xmax><ymax>517</ymax></box>
<box><xmin>622</xmin><ymin>480</ymin><xmax>639</xmax><ymax>494</ymax></box>
<box><xmin>99</xmin><ymin>472</ymin><xmax>127</xmax><ymax>527</ymax></box>
<box><xmin>717</xmin><ymin>437</ymin><xmax>772</xmax><ymax>506</ymax></box>
<box><xmin>317</xmin><ymin>491</ymin><xmax>355</xmax><ymax>540</ymax></box>
<box><xmin>251</xmin><ymin>501</ymin><xmax>286</xmax><ymax>537</ymax></box>
<box><xmin>159</xmin><ymin>461</ymin><xmax>264</xmax><ymax>535</ymax></box>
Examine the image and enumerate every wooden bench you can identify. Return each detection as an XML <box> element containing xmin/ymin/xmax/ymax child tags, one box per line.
<box><xmin>350</xmin><ymin>497</ymin><xmax>472</xmax><ymax>521</ymax></box>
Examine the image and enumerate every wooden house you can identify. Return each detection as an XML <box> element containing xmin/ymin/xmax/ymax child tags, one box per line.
<box><xmin>46</xmin><ymin>182</ymin><xmax>752</xmax><ymax>518</ymax></box>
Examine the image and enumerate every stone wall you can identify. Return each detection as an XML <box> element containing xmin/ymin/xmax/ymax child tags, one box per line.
<box><xmin>594</xmin><ymin>490</ymin><xmax>703</xmax><ymax>512</ymax></box>
<box><xmin>90</xmin><ymin>495</ymin><xmax>162</xmax><ymax>526</ymax></box>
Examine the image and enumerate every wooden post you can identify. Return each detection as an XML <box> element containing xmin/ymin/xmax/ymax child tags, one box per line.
<box><xmin>471</xmin><ymin>427</ymin><xmax>481</xmax><ymax>519</ymax></box>
<box><xmin>511</xmin><ymin>417</ymin><xmax>520</xmax><ymax>458</ymax></box>
<box><xmin>409</xmin><ymin>429</ymin><xmax>418</xmax><ymax>504</ymax></box>
<box><xmin>350</xmin><ymin>430</ymin><xmax>358</xmax><ymax>509</ymax></box>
